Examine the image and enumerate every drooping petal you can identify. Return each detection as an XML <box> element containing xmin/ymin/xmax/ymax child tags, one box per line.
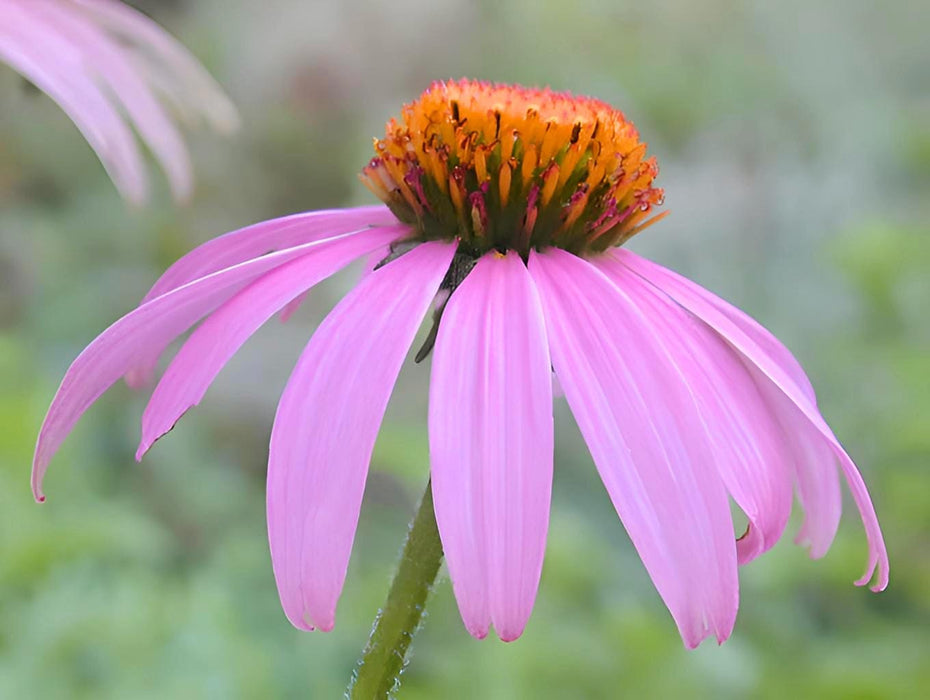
<box><xmin>624</xmin><ymin>251</ymin><xmax>817</xmax><ymax>403</ymax></box>
<box><xmin>137</xmin><ymin>227</ymin><xmax>397</xmax><ymax>457</ymax></box>
<box><xmin>748</xmin><ymin>375</ymin><xmax>842</xmax><ymax>558</ymax></box>
<box><xmin>276</xmin><ymin>235</ymin><xmax>391</xmax><ymax>324</ymax></box>
<box><xmin>140</xmin><ymin>206</ymin><xmax>397</xmax><ymax>304</ymax></box>
<box><xmin>0</xmin><ymin>0</ymin><xmax>236</xmax><ymax>204</ymax></box>
<box><xmin>71</xmin><ymin>0</ymin><xmax>239</xmax><ymax>134</ymax></box>
<box><xmin>429</xmin><ymin>251</ymin><xmax>553</xmax><ymax>641</ymax></box>
<box><xmin>616</xmin><ymin>249</ymin><xmax>888</xmax><ymax>591</ymax></box>
<box><xmin>0</xmin><ymin>3</ymin><xmax>146</xmax><ymax>202</ymax></box>
<box><xmin>32</xmin><ymin>0</ymin><xmax>192</xmax><ymax>200</ymax></box>
<box><xmin>125</xmin><ymin>207</ymin><xmax>402</xmax><ymax>386</ymax></box>
<box><xmin>529</xmin><ymin>249</ymin><xmax>738</xmax><ymax>648</ymax></box>
<box><xmin>613</xmin><ymin>251</ymin><xmax>840</xmax><ymax>558</ymax></box>
<box><xmin>32</xmin><ymin>226</ymin><xmax>399</xmax><ymax>502</ymax></box>
<box><xmin>268</xmin><ymin>241</ymin><xmax>456</xmax><ymax>631</ymax></box>
<box><xmin>277</xmin><ymin>291</ymin><xmax>309</xmax><ymax>323</ymax></box>
<box><xmin>594</xmin><ymin>255</ymin><xmax>794</xmax><ymax>564</ymax></box>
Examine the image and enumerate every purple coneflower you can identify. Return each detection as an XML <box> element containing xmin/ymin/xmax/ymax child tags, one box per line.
<box><xmin>33</xmin><ymin>79</ymin><xmax>888</xmax><ymax>649</ymax></box>
<box><xmin>0</xmin><ymin>0</ymin><xmax>237</xmax><ymax>203</ymax></box>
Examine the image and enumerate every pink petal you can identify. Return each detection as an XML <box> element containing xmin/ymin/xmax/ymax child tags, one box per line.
<box><xmin>0</xmin><ymin>0</ymin><xmax>237</xmax><ymax>204</ymax></box>
<box><xmin>32</xmin><ymin>227</ymin><xmax>397</xmax><ymax>502</ymax></box>
<box><xmin>529</xmin><ymin>249</ymin><xmax>738</xmax><ymax>648</ymax></box>
<box><xmin>635</xmin><ymin>253</ymin><xmax>817</xmax><ymax>403</ymax></box>
<box><xmin>140</xmin><ymin>206</ymin><xmax>397</xmax><ymax>304</ymax></box>
<box><xmin>274</xmin><ymin>239</ymin><xmax>391</xmax><ymax>324</ymax></box>
<box><xmin>616</xmin><ymin>249</ymin><xmax>888</xmax><ymax>591</ymax></box>
<box><xmin>614</xmin><ymin>251</ymin><xmax>840</xmax><ymax>559</ymax></box>
<box><xmin>748</xmin><ymin>375</ymin><xmax>842</xmax><ymax>558</ymax></box>
<box><xmin>0</xmin><ymin>4</ymin><xmax>146</xmax><ymax>203</ymax></box>
<box><xmin>278</xmin><ymin>291</ymin><xmax>308</xmax><ymax>323</ymax></box>
<box><xmin>137</xmin><ymin>227</ymin><xmax>399</xmax><ymax>458</ymax></box>
<box><xmin>267</xmin><ymin>241</ymin><xmax>456</xmax><ymax>632</ymax></box>
<box><xmin>126</xmin><ymin>206</ymin><xmax>401</xmax><ymax>386</ymax></box>
<box><xmin>71</xmin><ymin>0</ymin><xmax>239</xmax><ymax>134</ymax></box>
<box><xmin>32</xmin><ymin>1</ymin><xmax>192</xmax><ymax>200</ymax></box>
<box><xmin>594</xmin><ymin>255</ymin><xmax>794</xmax><ymax>565</ymax></box>
<box><xmin>429</xmin><ymin>251</ymin><xmax>553</xmax><ymax>641</ymax></box>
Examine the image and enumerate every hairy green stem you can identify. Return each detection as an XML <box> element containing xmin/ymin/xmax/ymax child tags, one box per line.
<box><xmin>347</xmin><ymin>480</ymin><xmax>443</xmax><ymax>699</ymax></box>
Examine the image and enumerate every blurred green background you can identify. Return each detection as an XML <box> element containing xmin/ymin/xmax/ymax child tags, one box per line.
<box><xmin>2</xmin><ymin>0</ymin><xmax>928</xmax><ymax>697</ymax></box>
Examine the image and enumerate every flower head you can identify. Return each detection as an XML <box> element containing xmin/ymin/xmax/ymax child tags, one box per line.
<box><xmin>33</xmin><ymin>79</ymin><xmax>888</xmax><ymax>648</ymax></box>
<box><xmin>0</xmin><ymin>0</ymin><xmax>238</xmax><ymax>204</ymax></box>
<box><xmin>361</xmin><ymin>79</ymin><xmax>666</xmax><ymax>256</ymax></box>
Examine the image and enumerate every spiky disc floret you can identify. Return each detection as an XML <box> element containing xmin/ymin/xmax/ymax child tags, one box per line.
<box><xmin>361</xmin><ymin>79</ymin><xmax>667</xmax><ymax>257</ymax></box>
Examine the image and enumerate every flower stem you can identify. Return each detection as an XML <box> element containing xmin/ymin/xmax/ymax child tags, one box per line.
<box><xmin>348</xmin><ymin>480</ymin><xmax>443</xmax><ymax>699</ymax></box>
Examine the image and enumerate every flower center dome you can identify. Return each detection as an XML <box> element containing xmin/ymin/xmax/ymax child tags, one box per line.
<box><xmin>362</xmin><ymin>79</ymin><xmax>666</xmax><ymax>257</ymax></box>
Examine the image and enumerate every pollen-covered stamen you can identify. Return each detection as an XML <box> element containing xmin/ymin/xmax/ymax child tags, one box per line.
<box><xmin>519</xmin><ymin>184</ymin><xmax>541</xmax><ymax>252</ymax></box>
<box><xmin>468</xmin><ymin>183</ymin><xmax>489</xmax><ymax>238</ymax></box>
<box><xmin>362</xmin><ymin>79</ymin><xmax>666</xmax><ymax>256</ymax></box>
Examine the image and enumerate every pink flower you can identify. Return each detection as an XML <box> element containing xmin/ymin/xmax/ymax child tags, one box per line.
<box><xmin>0</xmin><ymin>0</ymin><xmax>237</xmax><ymax>203</ymax></box>
<box><xmin>32</xmin><ymin>80</ymin><xmax>888</xmax><ymax>648</ymax></box>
